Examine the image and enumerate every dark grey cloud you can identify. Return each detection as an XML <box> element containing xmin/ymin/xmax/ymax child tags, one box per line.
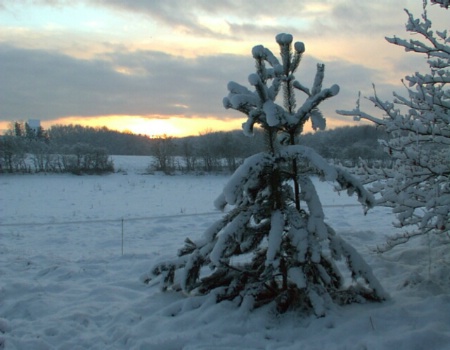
<box><xmin>0</xmin><ymin>43</ymin><xmax>256</xmax><ymax>121</ymax></box>
<box><xmin>1</xmin><ymin>41</ymin><xmax>399</xmax><ymax>128</ymax></box>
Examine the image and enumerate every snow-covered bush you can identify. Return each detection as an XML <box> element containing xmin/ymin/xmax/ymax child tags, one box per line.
<box><xmin>60</xmin><ymin>143</ymin><xmax>114</xmax><ymax>175</ymax></box>
<box><xmin>145</xmin><ymin>34</ymin><xmax>386</xmax><ymax>315</ymax></box>
<box><xmin>337</xmin><ymin>1</ymin><xmax>449</xmax><ymax>251</ymax></box>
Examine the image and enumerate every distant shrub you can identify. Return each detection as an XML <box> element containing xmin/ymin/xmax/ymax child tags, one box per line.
<box><xmin>60</xmin><ymin>143</ymin><xmax>114</xmax><ymax>175</ymax></box>
<box><xmin>0</xmin><ymin>135</ymin><xmax>28</xmax><ymax>173</ymax></box>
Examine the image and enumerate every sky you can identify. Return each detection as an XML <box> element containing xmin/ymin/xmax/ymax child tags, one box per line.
<box><xmin>0</xmin><ymin>0</ymin><xmax>448</xmax><ymax>137</ymax></box>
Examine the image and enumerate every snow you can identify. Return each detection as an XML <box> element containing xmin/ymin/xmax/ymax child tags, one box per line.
<box><xmin>248</xmin><ymin>73</ymin><xmax>260</xmax><ymax>87</ymax></box>
<box><xmin>209</xmin><ymin>211</ymin><xmax>251</xmax><ymax>266</ymax></box>
<box><xmin>266</xmin><ymin>210</ymin><xmax>284</xmax><ymax>267</ymax></box>
<box><xmin>294</xmin><ymin>41</ymin><xmax>305</xmax><ymax>54</ymax></box>
<box><xmin>263</xmin><ymin>100</ymin><xmax>281</xmax><ymax>126</ymax></box>
<box><xmin>221</xmin><ymin>152</ymin><xmax>269</xmax><ymax>206</ymax></box>
<box><xmin>1</xmin><ymin>155</ymin><xmax>450</xmax><ymax>349</ymax></box>
<box><xmin>275</xmin><ymin>33</ymin><xmax>293</xmax><ymax>45</ymax></box>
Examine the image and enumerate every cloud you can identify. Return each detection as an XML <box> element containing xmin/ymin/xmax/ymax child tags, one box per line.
<box><xmin>86</xmin><ymin>0</ymin><xmax>427</xmax><ymax>42</ymax></box>
<box><xmin>0</xmin><ymin>0</ymin><xmax>72</xmax><ymax>9</ymax></box>
<box><xmin>0</xmin><ymin>43</ymin><xmax>254</xmax><ymax>121</ymax></box>
<box><xmin>89</xmin><ymin>0</ymin><xmax>311</xmax><ymax>40</ymax></box>
<box><xmin>0</xmin><ymin>40</ymin><xmax>399</xmax><ymax>129</ymax></box>
<box><xmin>92</xmin><ymin>0</ymin><xmax>305</xmax><ymax>21</ymax></box>
<box><xmin>91</xmin><ymin>0</ymin><xmax>226</xmax><ymax>38</ymax></box>
<box><xmin>2</xmin><ymin>0</ymin><xmax>443</xmax><ymax>130</ymax></box>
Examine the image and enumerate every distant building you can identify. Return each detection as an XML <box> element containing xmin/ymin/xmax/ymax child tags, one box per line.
<box><xmin>28</xmin><ymin>119</ymin><xmax>41</xmax><ymax>131</ymax></box>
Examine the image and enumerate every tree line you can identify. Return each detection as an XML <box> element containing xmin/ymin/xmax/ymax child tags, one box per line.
<box><xmin>154</xmin><ymin>124</ymin><xmax>390</xmax><ymax>174</ymax></box>
<box><xmin>0</xmin><ymin>122</ymin><xmax>113</xmax><ymax>174</ymax></box>
<box><xmin>0</xmin><ymin>122</ymin><xmax>388</xmax><ymax>174</ymax></box>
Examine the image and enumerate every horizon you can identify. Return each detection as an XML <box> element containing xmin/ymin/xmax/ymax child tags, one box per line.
<box><xmin>1</xmin><ymin>1</ymin><xmax>448</xmax><ymax>137</ymax></box>
<box><xmin>2</xmin><ymin>118</ymin><xmax>377</xmax><ymax>140</ymax></box>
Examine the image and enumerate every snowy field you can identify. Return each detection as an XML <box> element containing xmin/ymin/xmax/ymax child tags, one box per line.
<box><xmin>1</xmin><ymin>155</ymin><xmax>450</xmax><ymax>349</ymax></box>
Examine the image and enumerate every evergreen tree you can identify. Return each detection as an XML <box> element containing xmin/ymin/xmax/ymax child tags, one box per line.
<box><xmin>24</xmin><ymin>122</ymin><xmax>36</xmax><ymax>140</ymax></box>
<box><xmin>337</xmin><ymin>1</ymin><xmax>449</xmax><ymax>251</ymax></box>
<box><xmin>145</xmin><ymin>34</ymin><xmax>386</xmax><ymax>315</ymax></box>
<box><xmin>14</xmin><ymin>122</ymin><xmax>24</xmax><ymax>137</ymax></box>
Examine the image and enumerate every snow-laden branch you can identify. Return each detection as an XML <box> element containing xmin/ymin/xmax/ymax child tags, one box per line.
<box><xmin>294</xmin><ymin>84</ymin><xmax>340</xmax><ymax>126</ymax></box>
<box><xmin>279</xmin><ymin>145</ymin><xmax>376</xmax><ymax>211</ymax></box>
<box><xmin>217</xmin><ymin>152</ymin><xmax>272</xmax><ymax>207</ymax></box>
<box><xmin>278</xmin><ymin>145</ymin><xmax>337</xmax><ymax>181</ymax></box>
<box><xmin>337</xmin><ymin>2</ymin><xmax>450</xmax><ymax>248</ymax></box>
<box><xmin>431</xmin><ymin>0</ymin><xmax>449</xmax><ymax>9</ymax></box>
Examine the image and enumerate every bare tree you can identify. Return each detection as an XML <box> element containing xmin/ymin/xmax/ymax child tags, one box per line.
<box><xmin>151</xmin><ymin>135</ymin><xmax>176</xmax><ymax>174</ymax></box>
<box><xmin>337</xmin><ymin>1</ymin><xmax>449</xmax><ymax>250</ymax></box>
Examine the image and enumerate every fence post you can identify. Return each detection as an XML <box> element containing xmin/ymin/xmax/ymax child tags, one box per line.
<box><xmin>121</xmin><ymin>218</ymin><xmax>124</xmax><ymax>256</ymax></box>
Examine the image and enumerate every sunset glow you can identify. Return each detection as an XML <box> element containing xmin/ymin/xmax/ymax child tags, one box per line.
<box><xmin>0</xmin><ymin>113</ymin><xmax>369</xmax><ymax>139</ymax></box>
<box><xmin>38</xmin><ymin>115</ymin><xmax>244</xmax><ymax>138</ymax></box>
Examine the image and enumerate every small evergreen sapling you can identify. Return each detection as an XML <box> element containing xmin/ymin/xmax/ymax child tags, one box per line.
<box><xmin>145</xmin><ymin>34</ymin><xmax>387</xmax><ymax>315</ymax></box>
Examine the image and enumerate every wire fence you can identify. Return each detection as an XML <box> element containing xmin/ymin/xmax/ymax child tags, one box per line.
<box><xmin>0</xmin><ymin>204</ymin><xmax>362</xmax><ymax>229</ymax></box>
<box><xmin>0</xmin><ymin>211</ymin><xmax>222</xmax><ymax>228</ymax></box>
<box><xmin>1</xmin><ymin>203</ymin><xmax>368</xmax><ymax>258</ymax></box>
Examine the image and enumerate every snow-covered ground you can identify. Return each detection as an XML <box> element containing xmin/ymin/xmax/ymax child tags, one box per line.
<box><xmin>1</xmin><ymin>155</ymin><xmax>449</xmax><ymax>349</ymax></box>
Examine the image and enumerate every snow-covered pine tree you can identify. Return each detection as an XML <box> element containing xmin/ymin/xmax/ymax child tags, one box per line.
<box><xmin>337</xmin><ymin>1</ymin><xmax>449</xmax><ymax>251</ymax></box>
<box><xmin>144</xmin><ymin>34</ymin><xmax>386</xmax><ymax>316</ymax></box>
